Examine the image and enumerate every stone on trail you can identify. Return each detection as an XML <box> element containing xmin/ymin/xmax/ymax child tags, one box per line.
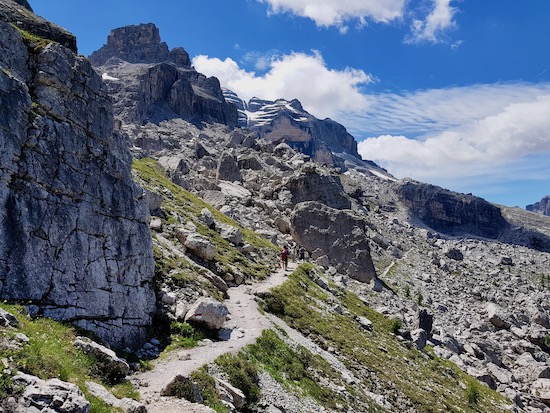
<box><xmin>185</xmin><ymin>297</ymin><xmax>229</xmax><ymax>329</ymax></box>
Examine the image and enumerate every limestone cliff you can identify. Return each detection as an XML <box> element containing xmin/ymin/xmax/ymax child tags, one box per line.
<box><xmin>0</xmin><ymin>3</ymin><xmax>156</xmax><ymax>349</ymax></box>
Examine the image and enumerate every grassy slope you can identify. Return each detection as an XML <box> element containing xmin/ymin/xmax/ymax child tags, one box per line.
<box><xmin>132</xmin><ymin>158</ymin><xmax>278</xmax><ymax>284</ymax></box>
<box><xmin>258</xmin><ymin>264</ymin><xmax>511</xmax><ymax>413</ymax></box>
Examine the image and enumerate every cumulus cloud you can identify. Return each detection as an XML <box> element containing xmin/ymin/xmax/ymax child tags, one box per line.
<box><xmin>258</xmin><ymin>0</ymin><xmax>406</xmax><ymax>31</ymax></box>
<box><xmin>192</xmin><ymin>51</ymin><xmax>373</xmax><ymax>119</ymax></box>
<box><xmin>357</xmin><ymin>92</ymin><xmax>550</xmax><ymax>185</ymax></box>
<box><xmin>258</xmin><ymin>0</ymin><xmax>459</xmax><ymax>44</ymax></box>
<box><xmin>407</xmin><ymin>0</ymin><xmax>458</xmax><ymax>44</ymax></box>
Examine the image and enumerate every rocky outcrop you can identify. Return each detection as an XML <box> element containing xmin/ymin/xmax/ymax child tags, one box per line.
<box><xmin>89</xmin><ymin>23</ymin><xmax>190</xmax><ymax>68</ymax></box>
<box><xmin>290</xmin><ymin>201</ymin><xmax>377</xmax><ymax>283</ymax></box>
<box><xmin>90</xmin><ymin>23</ymin><xmax>238</xmax><ymax>127</ymax></box>
<box><xmin>0</xmin><ymin>16</ymin><xmax>155</xmax><ymax>348</ymax></box>
<box><xmin>395</xmin><ymin>179</ymin><xmax>508</xmax><ymax>239</ymax></box>
<box><xmin>87</xmin><ymin>381</ymin><xmax>147</xmax><ymax>413</ymax></box>
<box><xmin>0</xmin><ymin>0</ymin><xmax>76</xmax><ymax>51</ymax></box>
<box><xmin>10</xmin><ymin>373</ymin><xmax>89</xmax><ymax>413</ymax></box>
<box><xmin>283</xmin><ymin>165</ymin><xmax>351</xmax><ymax>210</ymax></box>
<box><xmin>527</xmin><ymin>195</ymin><xmax>550</xmax><ymax>216</ymax></box>
<box><xmin>74</xmin><ymin>337</ymin><xmax>130</xmax><ymax>382</ymax></box>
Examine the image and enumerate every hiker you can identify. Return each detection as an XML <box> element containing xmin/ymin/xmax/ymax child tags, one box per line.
<box><xmin>281</xmin><ymin>245</ymin><xmax>289</xmax><ymax>270</ymax></box>
<box><xmin>298</xmin><ymin>246</ymin><xmax>305</xmax><ymax>262</ymax></box>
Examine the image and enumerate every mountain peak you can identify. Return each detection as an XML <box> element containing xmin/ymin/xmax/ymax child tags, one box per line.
<box><xmin>223</xmin><ymin>89</ymin><xmax>363</xmax><ymax>168</ymax></box>
<box><xmin>89</xmin><ymin>22</ymin><xmax>190</xmax><ymax>67</ymax></box>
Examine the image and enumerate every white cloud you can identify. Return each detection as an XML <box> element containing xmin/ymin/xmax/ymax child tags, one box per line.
<box><xmin>192</xmin><ymin>51</ymin><xmax>373</xmax><ymax>119</ymax></box>
<box><xmin>343</xmin><ymin>83</ymin><xmax>550</xmax><ymax>138</ymax></box>
<box><xmin>258</xmin><ymin>0</ymin><xmax>459</xmax><ymax>44</ymax></box>
<box><xmin>258</xmin><ymin>0</ymin><xmax>406</xmax><ymax>29</ymax></box>
<box><xmin>406</xmin><ymin>0</ymin><xmax>458</xmax><ymax>44</ymax></box>
<box><xmin>357</xmin><ymin>91</ymin><xmax>550</xmax><ymax>186</ymax></box>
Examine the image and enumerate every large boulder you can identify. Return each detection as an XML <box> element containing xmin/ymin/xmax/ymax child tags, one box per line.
<box><xmin>486</xmin><ymin>303</ymin><xmax>513</xmax><ymax>330</ymax></box>
<box><xmin>176</xmin><ymin>229</ymin><xmax>217</xmax><ymax>261</ymax></box>
<box><xmin>74</xmin><ymin>337</ymin><xmax>129</xmax><ymax>382</ymax></box>
<box><xmin>185</xmin><ymin>297</ymin><xmax>228</xmax><ymax>329</ymax></box>
<box><xmin>291</xmin><ymin>202</ymin><xmax>377</xmax><ymax>283</ymax></box>
<box><xmin>217</xmin><ymin>151</ymin><xmax>242</xmax><ymax>183</ymax></box>
<box><xmin>0</xmin><ymin>308</ymin><xmax>19</xmax><ymax>327</ymax></box>
<box><xmin>284</xmin><ymin>166</ymin><xmax>351</xmax><ymax>210</ymax></box>
<box><xmin>531</xmin><ymin>379</ymin><xmax>550</xmax><ymax>405</ymax></box>
<box><xmin>12</xmin><ymin>373</ymin><xmax>90</xmax><ymax>413</ymax></box>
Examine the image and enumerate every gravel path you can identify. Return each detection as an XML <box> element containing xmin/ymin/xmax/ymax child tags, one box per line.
<box><xmin>134</xmin><ymin>262</ymin><xmax>296</xmax><ymax>408</ymax></box>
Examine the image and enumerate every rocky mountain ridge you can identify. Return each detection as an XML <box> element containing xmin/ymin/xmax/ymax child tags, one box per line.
<box><xmin>223</xmin><ymin>88</ymin><xmax>367</xmax><ymax>169</ymax></box>
<box><xmin>96</xmin><ymin>23</ymin><xmax>550</xmax><ymax>410</ymax></box>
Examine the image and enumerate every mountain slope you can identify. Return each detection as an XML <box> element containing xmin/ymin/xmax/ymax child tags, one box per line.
<box><xmin>86</xmin><ymin>22</ymin><xmax>550</xmax><ymax>411</ymax></box>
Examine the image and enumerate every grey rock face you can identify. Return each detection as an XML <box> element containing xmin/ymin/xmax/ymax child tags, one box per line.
<box><xmin>0</xmin><ymin>19</ymin><xmax>155</xmax><ymax>349</ymax></box>
<box><xmin>395</xmin><ymin>179</ymin><xmax>508</xmax><ymax>239</ymax></box>
<box><xmin>0</xmin><ymin>0</ymin><xmax>76</xmax><ymax>51</ymax></box>
<box><xmin>291</xmin><ymin>201</ymin><xmax>377</xmax><ymax>283</ymax></box>
<box><xmin>527</xmin><ymin>195</ymin><xmax>550</xmax><ymax>216</ymax></box>
<box><xmin>13</xmin><ymin>0</ymin><xmax>32</xmax><ymax>10</ymax></box>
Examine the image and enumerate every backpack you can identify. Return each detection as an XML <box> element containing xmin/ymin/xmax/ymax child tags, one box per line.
<box><xmin>281</xmin><ymin>249</ymin><xmax>288</xmax><ymax>259</ymax></box>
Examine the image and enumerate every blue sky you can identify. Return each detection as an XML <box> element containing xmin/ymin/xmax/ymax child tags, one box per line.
<box><xmin>32</xmin><ymin>0</ymin><xmax>550</xmax><ymax>208</ymax></box>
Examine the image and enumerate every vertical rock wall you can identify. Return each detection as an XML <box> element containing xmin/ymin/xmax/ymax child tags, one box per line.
<box><xmin>0</xmin><ymin>19</ymin><xmax>156</xmax><ymax>349</ymax></box>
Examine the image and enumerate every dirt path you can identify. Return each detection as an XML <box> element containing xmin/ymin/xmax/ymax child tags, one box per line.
<box><xmin>134</xmin><ymin>262</ymin><xmax>297</xmax><ymax>408</ymax></box>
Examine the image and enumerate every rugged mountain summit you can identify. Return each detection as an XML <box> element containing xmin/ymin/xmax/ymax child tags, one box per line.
<box><xmin>223</xmin><ymin>89</ymin><xmax>363</xmax><ymax>168</ymax></box>
<box><xmin>527</xmin><ymin>196</ymin><xmax>550</xmax><ymax>217</ymax></box>
<box><xmin>89</xmin><ymin>23</ymin><xmax>190</xmax><ymax>68</ymax></box>
<box><xmin>90</xmin><ymin>23</ymin><xmax>238</xmax><ymax>127</ymax></box>
<box><xmin>0</xmin><ymin>1</ymin><xmax>155</xmax><ymax>348</ymax></box>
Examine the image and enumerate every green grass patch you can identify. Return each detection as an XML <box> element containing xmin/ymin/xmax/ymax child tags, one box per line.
<box><xmin>165</xmin><ymin>321</ymin><xmax>206</xmax><ymax>351</ymax></box>
<box><xmin>0</xmin><ymin>303</ymin><xmax>136</xmax><ymax>412</ymax></box>
<box><xmin>246</xmin><ymin>329</ymin><xmax>345</xmax><ymax>409</ymax></box>
<box><xmin>12</xmin><ymin>25</ymin><xmax>52</xmax><ymax>52</ymax></box>
<box><xmin>191</xmin><ymin>367</ymin><xmax>229</xmax><ymax>413</ymax></box>
<box><xmin>215</xmin><ymin>353</ymin><xmax>260</xmax><ymax>404</ymax></box>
